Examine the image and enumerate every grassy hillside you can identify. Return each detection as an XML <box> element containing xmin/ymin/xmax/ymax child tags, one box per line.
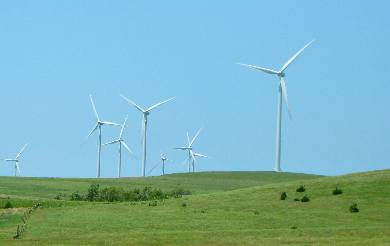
<box><xmin>0</xmin><ymin>171</ymin><xmax>320</xmax><ymax>199</ymax></box>
<box><xmin>1</xmin><ymin>170</ymin><xmax>390</xmax><ymax>245</ymax></box>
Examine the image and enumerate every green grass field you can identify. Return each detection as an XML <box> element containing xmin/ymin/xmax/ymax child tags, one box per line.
<box><xmin>0</xmin><ymin>170</ymin><xmax>389</xmax><ymax>245</ymax></box>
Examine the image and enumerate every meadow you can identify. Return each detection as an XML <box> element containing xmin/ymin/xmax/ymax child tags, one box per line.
<box><xmin>0</xmin><ymin>170</ymin><xmax>389</xmax><ymax>245</ymax></box>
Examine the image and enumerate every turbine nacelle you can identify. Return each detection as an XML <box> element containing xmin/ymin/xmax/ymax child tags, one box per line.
<box><xmin>278</xmin><ymin>72</ymin><xmax>286</xmax><ymax>78</ymax></box>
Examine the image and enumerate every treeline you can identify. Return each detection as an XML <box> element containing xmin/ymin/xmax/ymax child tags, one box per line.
<box><xmin>65</xmin><ymin>184</ymin><xmax>191</xmax><ymax>202</ymax></box>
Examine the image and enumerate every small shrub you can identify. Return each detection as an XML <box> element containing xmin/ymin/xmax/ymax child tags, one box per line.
<box><xmin>301</xmin><ymin>195</ymin><xmax>310</xmax><ymax>202</ymax></box>
<box><xmin>123</xmin><ymin>190</ymin><xmax>138</xmax><ymax>201</ymax></box>
<box><xmin>294</xmin><ymin>198</ymin><xmax>300</xmax><ymax>202</ymax></box>
<box><xmin>291</xmin><ymin>226</ymin><xmax>297</xmax><ymax>229</ymax></box>
<box><xmin>349</xmin><ymin>203</ymin><xmax>359</xmax><ymax>213</ymax></box>
<box><xmin>4</xmin><ymin>201</ymin><xmax>13</xmax><ymax>209</ymax></box>
<box><xmin>99</xmin><ymin>187</ymin><xmax>123</xmax><ymax>202</ymax></box>
<box><xmin>54</xmin><ymin>194</ymin><xmax>62</xmax><ymax>200</ymax></box>
<box><xmin>148</xmin><ymin>200</ymin><xmax>158</xmax><ymax>207</ymax></box>
<box><xmin>296</xmin><ymin>185</ymin><xmax>306</xmax><ymax>192</ymax></box>
<box><xmin>169</xmin><ymin>188</ymin><xmax>192</xmax><ymax>198</ymax></box>
<box><xmin>332</xmin><ymin>187</ymin><xmax>343</xmax><ymax>195</ymax></box>
<box><xmin>70</xmin><ymin>191</ymin><xmax>83</xmax><ymax>201</ymax></box>
<box><xmin>200</xmin><ymin>209</ymin><xmax>206</xmax><ymax>213</ymax></box>
<box><xmin>181</xmin><ymin>202</ymin><xmax>187</xmax><ymax>208</ymax></box>
<box><xmin>254</xmin><ymin>210</ymin><xmax>259</xmax><ymax>215</ymax></box>
<box><xmin>86</xmin><ymin>184</ymin><xmax>100</xmax><ymax>201</ymax></box>
<box><xmin>280</xmin><ymin>191</ymin><xmax>287</xmax><ymax>200</ymax></box>
<box><xmin>149</xmin><ymin>188</ymin><xmax>167</xmax><ymax>200</ymax></box>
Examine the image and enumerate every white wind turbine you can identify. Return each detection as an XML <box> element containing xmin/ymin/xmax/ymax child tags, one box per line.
<box><xmin>175</xmin><ymin>128</ymin><xmax>208</xmax><ymax>173</ymax></box>
<box><xmin>238</xmin><ymin>39</ymin><xmax>315</xmax><ymax>172</ymax></box>
<box><xmin>4</xmin><ymin>144</ymin><xmax>28</xmax><ymax>177</ymax></box>
<box><xmin>121</xmin><ymin>95</ymin><xmax>175</xmax><ymax>177</ymax></box>
<box><xmin>87</xmin><ymin>95</ymin><xmax>120</xmax><ymax>178</ymax></box>
<box><xmin>148</xmin><ymin>152</ymin><xmax>168</xmax><ymax>176</ymax></box>
<box><xmin>103</xmin><ymin>115</ymin><xmax>133</xmax><ymax>178</ymax></box>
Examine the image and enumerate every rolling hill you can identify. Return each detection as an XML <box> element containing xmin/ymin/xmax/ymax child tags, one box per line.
<box><xmin>0</xmin><ymin>170</ymin><xmax>389</xmax><ymax>245</ymax></box>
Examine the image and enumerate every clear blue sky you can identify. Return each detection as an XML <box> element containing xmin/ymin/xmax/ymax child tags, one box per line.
<box><xmin>0</xmin><ymin>1</ymin><xmax>389</xmax><ymax>177</ymax></box>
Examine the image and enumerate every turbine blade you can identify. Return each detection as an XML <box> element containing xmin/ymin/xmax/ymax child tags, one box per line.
<box><xmin>190</xmin><ymin>128</ymin><xmax>202</xmax><ymax>146</ymax></box>
<box><xmin>174</xmin><ymin>147</ymin><xmax>189</xmax><ymax>150</ymax></box>
<box><xmin>15</xmin><ymin>144</ymin><xmax>28</xmax><ymax>159</ymax></box>
<box><xmin>119</xmin><ymin>115</ymin><xmax>128</xmax><ymax>138</ymax></box>
<box><xmin>148</xmin><ymin>162</ymin><xmax>160</xmax><ymax>175</ymax></box>
<box><xmin>122</xmin><ymin>141</ymin><xmax>133</xmax><ymax>154</ymax></box>
<box><xmin>186</xmin><ymin>132</ymin><xmax>190</xmax><ymax>146</ymax></box>
<box><xmin>237</xmin><ymin>63</ymin><xmax>279</xmax><ymax>75</ymax></box>
<box><xmin>280</xmin><ymin>39</ymin><xmax>315</xmax><ymax>72</ymax></box>
<box><xmin>87</xmin><ymin>123</ymin><xmax>99</xmax><ymax>138</ymax></box>
<box><xmin>190</xmin><ymin>150</ymin><xmax>197</xmax><ymax>165</ymax></box>
<box><xmin>120</xmin><ymin>95</ymin><xmax>145</xmax><ymax>113</ymax></box>
<box><xmin>146</xmin><ymin>97</ymin><xmax>175</xmax><ymax>112</ymax></box>
<box><xmin>89</xmin><ymin>95</ymin><xmax>100</xmax><ymax>121</ymax></box>
<box><xmin>101</xmin><ymin>121</ymin><xmax>120</xmax><ymax>126</ymax></box>
<box><xmin>179</xmin><ymin>157</ymin><xmax>190</xmax><ymax>166</ymax></box>
<box><xmin>103</xmin><ymin>140</ymin><xmax>120</xmax><ymax>146</ymax></box>
<box><xmin>280</xmin><ymin>77</ymin><xmax>292</xmax><ymax>118</ymax></box>
<box><xmin>194</xmin><ymin>152</ymin><xmax>208</xmax><ymax>158</ymax></box>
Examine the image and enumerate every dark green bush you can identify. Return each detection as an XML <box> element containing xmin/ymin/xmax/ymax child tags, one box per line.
<box><xmin>68</xmin><ymin>184</ymin><xmax>191</xmax><ymax>203</ymax></box>
<box><xmin>70</xmin><ymin>191</ymin><xmax>84</xmax><ymax>201</ymax></box>
<box><xmin>349</xmin><ymin>203</ymin><xmax>359</xmax><ymax>213</ymax></box>
<box><xmin>86</xmin><ymin>184</ymin><xmax>100</xmax><ymax>201</ymax></box>
<box><xmin>4</xmin><ymin>201</ymin><xmax>13</xmax><ymax>209</ymax></box>
<box><xmin>181</xmin><ymin>202</ymin><xmax>187</xmax><ymax>208</ymax></box>
<box><xmin>332</xmin><ymin>187</ymin><xmax>343</xmax><ymax>195</ymax></box>
<box><xmin>148</xmin><ymin>200</ymin><xmax>158</xmax><ymax>207</ymax></box>
<box><xmin>294</xmin><ymin>198</ymin><xmax>300</xmax><ymax>202</ymax></box>
<box><xmin>99</xmin><ymin>187</ymin><xmax>123</xmax><ymax>202</ymax></box>
<box><xmin>280</xmin><ymin>191</ymin><xmax>287</xmax><ymax>200</ymax></box>
<box><xmin>296</xmin><ymin>185</ymin><xmax>306</xmax><ymax>192</ymax></box>
<box><xmin>54</xmin><ymin>194</ymin><xmax>62</xmax><ymax>200</ymax></box>
<box><xmin>123</xmin><ymin>190</ymin><xmax>139</xmax><ymax>201</ymax></box>
<box><xmin>169</xmin><ymin>188</ymin><xmax>192</xmax><ymax>198</ymax></box>
<box><xmin>301</xmin><ymin>195</ymin><xmax>310</xmax><ymax>202</ymax></box>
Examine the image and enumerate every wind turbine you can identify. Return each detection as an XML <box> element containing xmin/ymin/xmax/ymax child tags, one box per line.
<box><xmin>87</xmin><ymin>95</ymin><xmax>120</xmax><ymax>178</ymax></box>
<box><xmin>148</xmin><ymin>152</ymin><xmax>168</xmax><ymax>176</ymax></box>
<box><xmin>174</xmin><ymin>128</ymin><xmax>207</xmax><ymax>173</ymax></box>
<box><xmin>238</xmin><ymin>39</ymin><xmax>315</xmax><ymax>172</ymax></box>
<box><xmin>121</xmin><ymin>95</ymin><xmax>175</xmax><ymax>177</ymax></box>
<box><xmin>4</xmin><ymin>144</ymin><xmax>28</xmax><ymax>177</ymax></box>
<box><xmin>103</xmin><ymin>115</ymin><xmax>133</xmax><ymax>178</ymax></box>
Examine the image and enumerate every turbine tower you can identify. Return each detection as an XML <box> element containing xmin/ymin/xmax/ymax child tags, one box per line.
<box><xmin>175</xmin><ymin>128</ymin><xmax>207</xmax><ymax>173</ymax></box>
<box><xmin>238</xmin><ymin>39</ymin><xmax>314</xmax><ymax>172</ymax></box>
<box><xmin>103</xmin><ymin>115</ymin><xmax>133</xmax><ymax>178</ymax></box>
<box><xmin>121</xmin><ymin>95</ymin><xmax>175</xmax><ymax>177</ymax></box>
<box><xmin>160</xmin><ymin>153</ymin><xmax>167</xmax><ymax>175</ymax></box>
<box><xmin>87</xmin><ymin>95</ymin><xmax>120</xmax><ymax>178</ymax></box>
<box><xmin>4</xmin><ymin>144</ymin><xmax>28</xmax><ymax>177</ymax></box>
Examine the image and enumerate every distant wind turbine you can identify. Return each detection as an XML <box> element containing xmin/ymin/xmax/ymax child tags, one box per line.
<box><xmin>121</xmin><ymin>95</ymin><xmax>175</xmax><ymax>177</ymax></box>
<box><xmin>4</xmin><ymin>144</ymin><xmax>28</xmax><ymax>177</ymax></box>
<box><xmin>87</xmin><ymin>95</ymin><xmax>120</xmax><ymax>178</ymax></box>
<box><xmin>238</xmin><ymin>39</ymin><xmax>315</xmax><ymax>172</ymax></box>
<box><xmin>103</xmin><ymin>115</ymin><xmax>133</xmax><ymax>178</ymax></box>
<box><xmin>175</xmin><ymin>128</ymin><xmax>208</xmax><ymax>173</ymax></box>
<box><xmin>148</xmin><ymin>152</ymin><xmax>168</xmax><ymax>176</ymax></box>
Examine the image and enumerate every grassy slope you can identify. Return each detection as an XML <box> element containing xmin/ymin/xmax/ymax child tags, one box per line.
<box><xmin>0</xmin><ymin>171</ymin><xmax>320</xmax><ymax>199</ymax></box>
<box><xmin>1</xmin><ymin>170</ymin><xmax>390</xmax><ymax>245</ymax></box>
